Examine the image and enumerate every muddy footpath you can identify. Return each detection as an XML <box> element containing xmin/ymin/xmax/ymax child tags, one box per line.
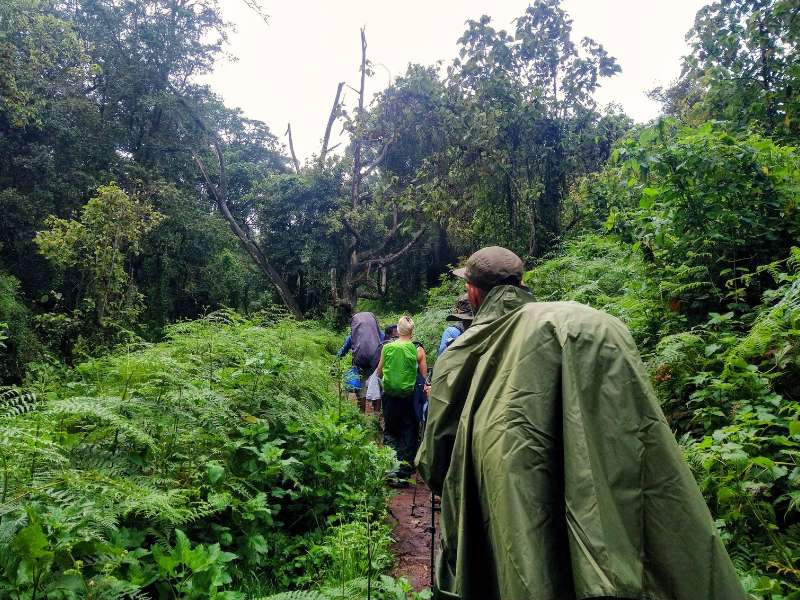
<box><xmin>389</xmin><ymin>475</ymin><xmax>440</xmax><ymax>592</ymax></box>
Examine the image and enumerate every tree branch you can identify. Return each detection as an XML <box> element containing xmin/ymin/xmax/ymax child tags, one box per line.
<box><xmin>241</xmin><ymin>0</ymin><xmax>270</xmax><ymax>25</ymax></box>
<box><xmin>342</xmin><ymin>217</ymin><xmax>361</xmax><ymax>244</ymax></box>
<box><xmin>319</xmin><ymin>81</ymin><xmax>345</xmax><ymax>166</ymax></box>
<box><xmin>285</xmin><ymin>123</ymin><xmax>301</xmax><ymax>173</ymax></box>
<box><xmin>357</xmin><ymin>205</ymin><xmax>401</xmax><ymax>263</ymax></box>
<box><xmin>360</xmin><ymin>227</ymin><xmax>426</xmax><ymax>272</ymax></box>
<box><xmin>350</xmin><ymin>27</ymin><xmax>368</xmax><ymax>210</ymax></box>
<box><xmin>360</xmin><ymin>139</ymin><xmax>392</xmax><ymax>178</ymax></box>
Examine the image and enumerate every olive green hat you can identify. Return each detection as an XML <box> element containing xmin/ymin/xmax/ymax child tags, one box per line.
<box><xmin>452</xmin><ymin>246</ymin><xmax>524</xmax><ymax>289</ymax></box>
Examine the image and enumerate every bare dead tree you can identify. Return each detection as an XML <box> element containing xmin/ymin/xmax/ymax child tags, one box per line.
<box><xmin>176</xmin><ymin>28</ymin><xmax>425</xmax><ymax>321</ymax></box>
<box><xmin>328</xmin><ymin>27</ymin><xmax>425</xmax><ymax>316</ymax></box>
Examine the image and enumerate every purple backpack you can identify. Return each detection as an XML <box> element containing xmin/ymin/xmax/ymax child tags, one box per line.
<box><xmin>350</xmin><ymin>312</ymin><xmax>382</xmax><ymax>370</ymax></box>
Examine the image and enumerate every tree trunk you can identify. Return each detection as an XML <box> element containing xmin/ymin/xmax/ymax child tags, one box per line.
<box><xmin>212</xmin><ymin>173</ymin><xmax>304</xmax><ymax>320</ymax></box>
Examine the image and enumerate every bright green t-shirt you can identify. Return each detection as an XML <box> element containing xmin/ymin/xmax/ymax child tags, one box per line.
<box><xmin>382</xmin><ymin>341</ymin><xmax>418</xmax><ymax>395</ymax></box>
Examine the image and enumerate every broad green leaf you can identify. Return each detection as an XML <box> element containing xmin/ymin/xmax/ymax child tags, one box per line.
<box><xmin>206</xmin><ymin>462</ymin><xmax>226</xmax><ymax>485</ymax></box>
<box><xmin>13</xmin><ymin>519</ymin><xmax>53</xmax><ymax>561</ymax></box>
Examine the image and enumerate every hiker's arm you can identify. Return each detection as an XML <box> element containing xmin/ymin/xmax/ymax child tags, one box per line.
<box><xmin>376</xmin><ymin>347</ymin><xmax>385</xmax><ymax>378</ymax></box>
<box><xmin>437</xmin><ymin>327</ymin><xmax>458</xmax><ymax>355</ymax></box>
<box><xmin>336</xmin><ymin>335</ymin><xmax>352</xmax><ymax>358</ymax></box>
<box><xmin>417</xmin><ymin>346</ymin><xmax>428</xmax><ymax>378</ymax></box>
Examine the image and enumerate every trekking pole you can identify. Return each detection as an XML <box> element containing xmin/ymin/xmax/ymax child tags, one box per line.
<box><xmin>336</xmin><ymin>357</ymin><xmax>342</xmax><ymax>422</ymax></box>
<box><xmin>410</xmin><ymin>421</ymin><xmax>424</xmax><ymax>516</ymax></box>
<box><xmin>429</xmin><ymin>492</ymin><xmax>436</xmax><ymax>588</ymax></box>
<box><xmin>410</xmin><ymin>473</ymin><xmax>418</xmax><ymax>516</ymax></box>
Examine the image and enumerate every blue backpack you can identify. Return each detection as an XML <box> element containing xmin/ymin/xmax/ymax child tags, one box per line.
<box><xmin>343</xmin><ymin>366</ymin><xmax>361</xmax><ymax>392</ymax></box>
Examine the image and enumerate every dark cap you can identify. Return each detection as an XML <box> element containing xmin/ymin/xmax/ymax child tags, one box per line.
<box><xmin>452</xmin><ymin>246</ymin><xmax>524</xmax><ymax>289</ymax></box>
<box><xmin>446</xmin><ymin>294</ymin><xmax>474</xmax><ymax>322</ymax></box>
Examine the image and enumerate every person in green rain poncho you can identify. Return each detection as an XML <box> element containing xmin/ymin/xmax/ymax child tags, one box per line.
<box><xmin>416</xmin><ymin>246</ymin><xmax>745</xmax><ymax>600</ymax></box>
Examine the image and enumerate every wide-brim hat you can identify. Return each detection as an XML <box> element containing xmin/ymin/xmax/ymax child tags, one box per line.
<box><xmin>445</xmin><ymin>294</ymin><xmax>474</xmax><ymax>322</ymax></box>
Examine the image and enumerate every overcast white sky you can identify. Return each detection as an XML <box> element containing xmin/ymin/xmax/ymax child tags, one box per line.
<box><xmin>204</xmin><ymin>0</ymin><xmax>706</xmax><ymax>162</ymax></box>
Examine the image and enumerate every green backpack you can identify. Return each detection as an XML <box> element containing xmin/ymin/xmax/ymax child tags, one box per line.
<box><xmin>382</xmin><ymin>341</ymin><xmax>418</xmax><ymax>395</ymax></box>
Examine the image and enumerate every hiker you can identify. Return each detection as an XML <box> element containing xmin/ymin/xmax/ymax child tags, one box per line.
<box><xmin>411</xmin><ymin>340</ymin><xmax>429</xmax><ymax>424</ymax></box>
<box><xmin>437</xmin><ymin>294</ymin><xmax>473</xmax><ymax>355</ymax></box>
<box><xmin>376</xmin><ymin>315</ymin><xmax>428</xmax><ymax>482</ymax></box>
<box><xmin>416</xmin><ymin>246</ymin><xmax>745</xmax><ymax>600</ymax></box>
<box><xmin>384</xmin><ymin>324</ymin><xmax>399</xmax><ymax>342</ymax></box>
<box><xmin>336</xmin><ymin>312</ymin><xmax>384</xmax><ymax>412</ymax></box>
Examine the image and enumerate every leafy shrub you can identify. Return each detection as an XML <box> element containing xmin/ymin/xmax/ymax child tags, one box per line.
<box><xmin>0</xmin><ymin>271</ymin><xmax>40</xmax><ymax>382</ymax></box>
<box><xmin>524</xmin><ymin>234</ymin><xmax>677</xmax><ymax>350</ymax></box>
<box><xmin>0</xmin><ymin>311</ymin><xmax>397</xmax><ymax>597</ymax></box>
<box><xmin>33</xmin><ymin>184</ymin><xmax>163</xmax><ymax>359</ymax></box>
<box><xmin>603</xmin><ymin>121</ymin><xmax>800</xmax><ymax>319</ymax></box>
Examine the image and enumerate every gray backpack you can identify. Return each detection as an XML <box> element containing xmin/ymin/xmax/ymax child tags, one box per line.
<box><xmin>350</xmin><ymin>312</ymin><xmax>382</xmax><ymax>370</ymax></box>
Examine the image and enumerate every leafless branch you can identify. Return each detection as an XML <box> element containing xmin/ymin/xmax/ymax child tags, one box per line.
<box><xmin>285</xmin><ymin>123</ymin><xmax>301</xmax><ymax>173</ymax></box>
<box><xmin>360</xmin><ymin>140</ymin><xmax>392</xmax><ymax>178</ymax></box>
<box><xmin>240</xmin><ymin>0</ymin><xmax>270</xmax><ymax>25</ymax></box>
<box><xmin>350</xmin><ymin>27</ymin><xmax>368</xmax><ymax>210</ymax></box>
<box><xmin>342</xmin><ymin>217</ymin><xmax>361</xmax><ymax>243</ymax></box>
<box><xmin>319</xmin><ymin>81</ymin><xmax>345</xmax><ymax>165</ymax></box>
<box><xmin>362</xmin><ymin>227</ymin><xmax>426</xmax><ymax>271</ymax></box>
<box><xmin>358</xmin><ymin>206</ymin><xmax>400</xmax><ymax>262</ymax></box>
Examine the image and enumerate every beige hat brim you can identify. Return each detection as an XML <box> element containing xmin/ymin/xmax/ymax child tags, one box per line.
<box><xmin>452</xmin><ymin>267</ymin><xmax>467</xmax><ymax>279</ymax></box>
<box><xmin>446</xmin><ymin>313</ymin><xmax>474</xmax><ymax>322</ymax></box>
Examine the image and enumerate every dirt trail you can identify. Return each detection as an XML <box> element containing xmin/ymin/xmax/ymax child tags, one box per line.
<box><xmin>389</xmin><ymin>474</ymin><xmax>440</xmax><ymax>592</ymax></box>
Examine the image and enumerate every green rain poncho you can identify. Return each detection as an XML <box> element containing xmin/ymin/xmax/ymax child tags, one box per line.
<box><xmin>416</xmin><ymin>286</ymin><xmax>744</xmax><ymax>600</ymax></box>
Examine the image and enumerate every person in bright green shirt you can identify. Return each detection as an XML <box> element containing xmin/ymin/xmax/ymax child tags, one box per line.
<box><xmin>377</xmin><ymin>315</ymin><xmax>429</xmax><ymax>480</ymax></box>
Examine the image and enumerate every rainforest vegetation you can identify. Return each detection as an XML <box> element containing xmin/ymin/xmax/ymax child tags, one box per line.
<box><xmin>2</xmin><ymin>0</ymin><xmax>800</xmax><ymax>597</ymax></box>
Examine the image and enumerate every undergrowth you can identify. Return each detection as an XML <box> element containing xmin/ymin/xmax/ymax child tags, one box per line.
<box><xmin>0</xmin><ymin>310</ymin><xmax>406</xmax><ymax>598</ymax></box>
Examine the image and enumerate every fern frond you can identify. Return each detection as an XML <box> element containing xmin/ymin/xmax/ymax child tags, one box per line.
<box><xmin>44</xmin><ymin>396</ymin><xmax>156</xmax><ymax>450</ymax></box>
<box><xmin>257</xmin><ymin>592</ymin><xmax>329</xmax><ymax>600</ymax></box>
<box><xmin>0</xmin><ymin>386</ymin><xmax>38</xmax><ymax>418</ymax></box>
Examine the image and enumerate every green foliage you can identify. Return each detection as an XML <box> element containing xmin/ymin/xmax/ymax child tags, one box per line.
<box><xmin>661</xmin><ymin>0</ymin><xmax>800</xmax><ymax>142</ymax></box>
<box><xmin>151</xmin><ymin>529</ymin><xmax>241</xmax><ymax>599</ymax></box>
<box><xmin>413</xmin><ymin>1</ymin><xmax>629</xmax><ymax>258</ymax></box>
<box><xmin>0</xmin><ymin>271</ymin><xmax>40</xmax><ymax>382</ymax></box>
<box><xmin>524</xmin><ymin>235</ymin><xmax>678</xmax><ymax>349</ymax></box>
<box><xmin>260</xmin><ymin>575</ymin><xmax>431</xmax><ymax>600</ymax></box>
<box><xmin>597</xmin><ymin>122</ymin><xmax>800</xmax><ymax>319</ymax></box>
<box><xmin>0</xmin><ymin>0</ymin><xmax>88</xmax><ymax>129</ymax></box>
<box><xmin>0</xmin><ymin>312</ymin><xmax>397</xmax><ymax>597</ymax></box>
<box><xmin>33</xmin><ymin>184</ymin><xmax>164</xmax><ymax>357</ymax></box>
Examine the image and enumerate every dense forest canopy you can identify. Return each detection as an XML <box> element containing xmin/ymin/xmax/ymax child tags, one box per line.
<box><xmin>0</xmin><ymin>0</ymin><xmax>630</xmax><ymax>353</ymax></box>
<box><xmin>3</xmin><ymin>0</ymin><xmax>800</xmax><ymax>597</ymax></box>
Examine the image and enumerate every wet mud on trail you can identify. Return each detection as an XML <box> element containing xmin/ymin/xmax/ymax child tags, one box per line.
<box><xmin>389</xmin><ymin>474</ymin><xmax>440</xmax><ymax>592</ymax></box>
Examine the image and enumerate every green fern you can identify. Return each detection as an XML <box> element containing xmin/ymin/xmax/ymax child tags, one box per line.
<box><xmin>0</xmin><ymin>386</ymin><xmax>37</xmax><ymax>418</ymax></box>
<box><xmin>259</xmin><ymin>592</ymin><xmax>329</xmax><ymax>600</ymax></box>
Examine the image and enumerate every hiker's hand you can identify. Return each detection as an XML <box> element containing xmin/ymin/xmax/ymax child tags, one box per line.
<box><xmin>423</xmin><ymin>384</ymin><xmax>431</xmax><ymax>396</ymax></box>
